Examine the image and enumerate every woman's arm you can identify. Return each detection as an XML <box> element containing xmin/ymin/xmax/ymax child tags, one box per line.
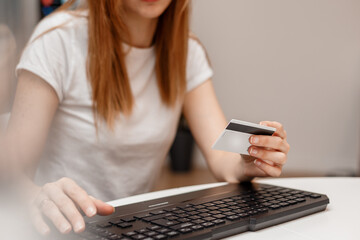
<box><xmin>6</xmin><ymin>70</ymin><xmax>59</xmax><ymax>171</ymax></box>
<box><xmin>3</xmin><ymin>71</ymin><xmax>113</xmax><ymax>235</ymax></box>
<box><xmin>183</xmin><ymin>79</ymin><xmax>290</xmax><ymax>182</ymax></box>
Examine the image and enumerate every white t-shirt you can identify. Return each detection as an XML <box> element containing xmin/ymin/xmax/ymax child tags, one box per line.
<box><xmin>16</xmin><ymin>12</ymin><xmax>213</xmax><ymax>201</ymax></box>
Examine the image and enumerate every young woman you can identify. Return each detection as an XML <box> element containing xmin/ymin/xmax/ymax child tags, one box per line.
<box><xmin>6</xmin><ymin>0</ymin><xmax>289</xmax><ymax>236</ymax></box>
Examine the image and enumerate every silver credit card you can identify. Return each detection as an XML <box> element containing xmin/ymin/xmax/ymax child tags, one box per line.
<box><xmin>212</xmin><ymin>119</ymin><xmax>276</xmax><ymax>155</ymax></box>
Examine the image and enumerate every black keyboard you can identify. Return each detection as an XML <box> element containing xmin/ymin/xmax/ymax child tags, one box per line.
<box><xmin>52</xmin><ymin>182</ymin><xmax>329</xmax><ymax>240</ymax></box>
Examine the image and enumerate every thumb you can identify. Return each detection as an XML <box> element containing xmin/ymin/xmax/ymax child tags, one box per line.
<box><xmin>89</xmin><ymin>196</ymin><xmax>115</xmax><ymax>216</ymax></box>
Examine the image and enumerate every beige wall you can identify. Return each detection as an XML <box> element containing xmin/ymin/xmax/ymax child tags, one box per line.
<box><xmin>191</xmin><ymin>0</ymin><xmax>360</xmax><ymax>176</ymax></box>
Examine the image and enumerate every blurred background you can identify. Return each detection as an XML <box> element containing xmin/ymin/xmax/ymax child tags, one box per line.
<box><xmin>1</xmin><ymin>0</ymin><xmax>360</xmax><ymax>190</ymax></box>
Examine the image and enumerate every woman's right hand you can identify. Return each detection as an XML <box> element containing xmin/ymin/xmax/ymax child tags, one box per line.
<box><xmin>29</xmin><ymin>177</ymin><xmax>114</xmax><ymax>235</ymax></box>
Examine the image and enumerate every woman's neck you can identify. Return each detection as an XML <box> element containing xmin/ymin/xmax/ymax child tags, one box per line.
<box><xmin>122</xmin><ymin>12</ymin><xmax>158</xmax><ymax>48</ymax></box>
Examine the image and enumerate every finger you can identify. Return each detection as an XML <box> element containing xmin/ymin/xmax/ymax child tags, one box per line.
<box><xmin>248</xmin><ymin>147</ymin><xmax>287</xmax><ymax>166</ymax></box>
<box><xmin>59</xmin><ymin>178</ymin><xmax>97</xmax><ymax>218</ymax></box>
<box><xmin>45</xmin><ymin>184</ymin><xmax>86</xmax><ymax>233</ymax></box>
<box><xmin>249</xmin><ymin>135</ymin><xmax>289</xmax><ymax>153</ymax></box>
<box><xmin>30</xmin><ymin>207</ymin><xmax>51</xmax><ymax>236</ymax></box>
<box><xmin>254</xmin><ymin>159</ymin><xmax>282</xmax><ymax>177</ymax></box>
<box><xmin>89</xmin><ymin>196</ymin><xmax>115</xmax><ymax>216</ymax></box>
<box><xmin>260</xmin><ymin>121</ymin><xmax>287</xmax><ymax>139</ymax></box>
<box><xmin>39</xmin><ymin>198</ymin><xmax>72</xmax><ymax>234</ymax></box>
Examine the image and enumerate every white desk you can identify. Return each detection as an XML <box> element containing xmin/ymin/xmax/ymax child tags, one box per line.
<box><xmin>108</xmin><ymin>177</ymin><xmax>360</xmax><ymax>240</ymax></box>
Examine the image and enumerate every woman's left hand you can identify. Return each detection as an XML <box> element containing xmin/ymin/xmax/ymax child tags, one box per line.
<box><xmin>241</xmin><ymin>121</ymin><xmax>290</xmax><ymax>178</ymax></box>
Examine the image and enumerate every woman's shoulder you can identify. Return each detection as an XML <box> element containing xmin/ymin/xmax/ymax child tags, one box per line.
<box><xmin>188</xmin><ymin>33</ymin><xmax>212</xmax><ymax>66</ymax></box>
<box><xmin>30</xmin><ymin>10</ymin><xmax>87</xmax><ymax>42</ymax></box>
<box><xmin>188</xmin><ymin>33</ymin><xmax>206</xmax><ymax>51</ymax></box>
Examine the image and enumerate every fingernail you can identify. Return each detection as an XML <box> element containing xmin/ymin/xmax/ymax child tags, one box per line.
<box><xmin>86</xmin><ymin>207</ymin><xmax>96</xmax><ymax>217</ymax></box>
<box><xmin>74</xmin><ymin>222</ymin><xmax>84</xmax><ymax>233</ymax></box>
<box><xmin>254</xmin><ymin>159</ymin><xmax>261</xmax><ymax>166</ymax></box>
<box><xmin>251</xmin><ymin>136</ymin><xmax>259</xmax><ymax>144</ymax></box>
<box><xmin>250</xmin><ymin>148</ymin><xmax>258</xmax><ymax>155</ymax></box>
<box><xmin>60</xmin><ymin>223</ymin><xmax>71</xmax><ymax>233</ymax></box>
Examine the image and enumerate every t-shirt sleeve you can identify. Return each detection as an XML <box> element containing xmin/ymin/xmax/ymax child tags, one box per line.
<box><xmin>16</xmin><ymin>18</ymin><xmax>69</xmax><ymax>102</ymax></box>
<box><xmin>186</xmin><ymin>38</ymin><xmax>214</xmax><ymax>92</ymax></box>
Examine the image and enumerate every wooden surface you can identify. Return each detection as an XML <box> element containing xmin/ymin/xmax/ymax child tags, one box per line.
<box><xmin>153</xmin><ymin>166</ymin><xmax>328</xmax><ymax>191</ymax></box>
<box><xmin>153</xmin><ymin>167</ymin><xmax>217</xmax><ymax>191</ymax></box>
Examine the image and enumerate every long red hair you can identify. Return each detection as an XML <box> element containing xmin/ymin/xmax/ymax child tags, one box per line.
<box><xmin>57</xmin><ymin>0</ymin><xmax>190</xmax><ymax>128</ymax></box>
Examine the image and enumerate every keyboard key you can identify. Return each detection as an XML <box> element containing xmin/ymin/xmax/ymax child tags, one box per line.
<box><xmin>108</xmin><ymin>234</ymin><xmax>121</xmax><ymax>239</ymax></box>
<box><xmin>173</xmin><ymin>210</ymin><xmax>185</xmax><ymax>214</ymax></box>
<box><xmin>188</xmin><ymin>215</ymin><xmax>201</xmax><ymax>220</ymax></box>
<box><xmin>151</xmin><ymin>219</ymin><xmax>179</xmax><ymax>227</ymax></box>
<box><xmin>177</xmin><ymin>213</ymin><xmax>189</xmax><ymax>218</ymax></box>
<box><xmin>135</xmin><ymin>213</ymin><xmax>152</xmax><ymax>219</ymax></box>
<box><xmin>219</xmin><ymin>208</ymin><xmax>231</xmax><ymax>212</ymax></box>
<box><xmin>226</xmin><ymin>202</ymin><xmax>238</xmax><ymax>206</ymax></box>
<box><xmin>257</xmin><ymin>208</ymin><xmax>268</xmax><ymax>213</ymax></box>
<box><xmin>194</xmin><ymin>205</ymin><xmax>205</xmax><ymax>209</ymax></box>
<box><xmin>188</xmin><ymin>211</ymin><xmax>199</xmax><ymax>215</ymax></box>
<box><xmin>198</xmin><ymin>208</ymin><xmax>209</xmax><ymax>213</ymax></box>
<box><xmin>97</xmin><ymin>222</ymin><xmax>112</xmax><ymax>228</ymax></box>
<box><xmin>177</xmin><ymin>217</ymin><xmax>191</xmax><ymax>222</ymax></box>
<box><xmin>269</xmin><ymin>204</ymin><xmax>281</xmax><ymax>209</ymax></box>
<box><xmin>226</xmin><ymin>215</ymin><xmax>240</xmax><ymax>221</ymax></box>
<box><xmin>213</xmin><ymin>219</ymin><xmax>225</xmax><ymax>225</ymax></box>
<box><xmin>302</xmin><ymin>192</ymin><xmax>313</xmax><ymax>197</ymax></box>
<box><xmin>143</xmin><ymin>214</ymin><xmax>167</xmax><ymax>222</ymax></box>
<box><xmin>199</xmin><ymin>213</ymin><xmax>211</xmax><ymax>217</ymax></box>
<box><xmin>203</xmin><ymin>217</ymin><xmax>216</xmax><ymax>222</ymax></box>
<box><xmin>192</xmin><ymin>219</ymin><xmax>205</xmax><ymax>224</ymax></box>
<box><xmin>223</xmin><ymin>211</ymin><xmax>235</xmax><ymax>216</ymax></box>
<box><xmin>157</xmin><ymin>228</ymin><xmax>170</xmax><ymax>234</ymax></box>
<box><xmin>203</xmin><ymin>203</ymin><xmax>215</xmax><ymax>207</ymax></box>
<box><xmin>117</xmin><ymin>222</ymin><xmax>132</xmax><ymax>228</ymax></box>
<box><xmin>248</xmin><ymin>210</ymin><xmax>258</xmax><ymax>215</ymax></box>
<box><xmin>145</xmin><ymin>231</ymin><xmax>157</xmax><ymax>237</ymax></box>
<box><xmin>150</xmin><ymin>210</ymin><xmax>166</xmax><ymax>215</ymax></box>
<box><xmin>154</xmin><ymin>234</ymin><xmax>167</xmax><ymax>239</ymax></box>
<box><xmin>218</xmin><ymin>204</ymin><xmax>228</xmax><ymax>208</ymax></box>
<box><xmin>207</xmin><ymin>206</ymin><xmax>219</xmax><ymax>210</ymax></box>
<box><xmin>136</xmin><ymin>229</ymin><xmax>149</xmax><ymax>234</ymax></box>
<box><xmin>238</xmin><ymin>213</ymin><xmax>249</xmax><ymax>218</ymax></box>
<box><xmin>171</xmin><ymin>222</ymin><xmax>193</xmax><ymax>230</ymax></box>
<box><xmin>310</xmin><ymin>194</ymin><xmax>321</xmax><ymax>199</ymax></box>
<box><xmin>179</xmin><ymin>228</ymin><xmax>192</xmax><ymax>234</ymax></box>
<box><xmin>132</xmin><ymin>234</ymin><xmax>146</xmax><ymax>239</ymax></box>
<box><xmin>166</xmin><ymin>231</ymin><xmax>179</xmax><ymax>237</ymax></box>
<box><xmin>296</xmin><ymin>198</ymin><xmax>306</xmax><ymax>203</ymax></box>
<box><xmin>183</xmin><ymin>207</ymin><xmax>196</xmax><ymax>212</ymax></box>
<box><xmin>279</xmin><ymin>202</ymin><xmax>290</xmax><ymax>207</ymax></box>
<box><xmin>167</xmin><ymin>216</ymin><xmax>179</xmax><ymax>221</ymax></box>
<box><xmin>123</xmin><ymin>231</ymin><xmax>136</xmax><ymax>237</ymax></box>
<box><xmin>110</xmin><ymin>219</ymin><xmax>123</xmax><ymax>225</ymax></box>
<box><xmin>213</xmin><ymin>214</ymin><xmax>226</xmax><ymax>219</ymax></box>
<box><xmin>202</xmin><ymin>222</ymin><xmax>215</xmax><ymax>228</ymax></box>
<box><xmin>147</xmin><ymin>225</ymin><xmax>160</xmax><ymax>231</ymax></box>
<box><xmin>191</xmin><ymin>225</ymin><xmax>204</xmax><ymax>231</ymax></box>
